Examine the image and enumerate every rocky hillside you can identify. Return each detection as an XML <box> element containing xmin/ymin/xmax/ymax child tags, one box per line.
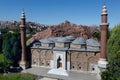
<box><xmin>0</xmin><ymin>20</ymin><xmax>100</xmax><ymax>43</ymax></box>
<box><xmin>29</xmin><ymin>20</ymin><xmax>99</xmax><ymax>42</ymax></box>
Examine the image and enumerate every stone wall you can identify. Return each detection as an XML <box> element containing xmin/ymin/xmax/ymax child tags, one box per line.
<box><xmin>31</xmin><ymin>48</ymin><xmax>53</xmax><ymax>68</ymax></box>
<box><xmin>69</xmin><ymin>51</ymin><xmax>100</xmax><ymax>72</ymax></box>
<box><xmin>31</xmin><ymin>48</ymin><xmax>100</xmax><ymax>72</ymax></box>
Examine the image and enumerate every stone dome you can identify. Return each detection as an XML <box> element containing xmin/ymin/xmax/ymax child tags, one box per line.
<box><xmin>56</xmin><ymin>36</ymin><xmax>73</xmax><ymax>42</ymax></box>
<box><xmin>40</xmin><ymin>38</ymin><xmax>54</xmax><ymax>43</ymax></box>
<box><xmin>65</xmin><ymin>36</ymin><xmax>75</xmax><ymax>41</ymax></box>
<box><xmin>72</xmin><ymin>37</ymin><xmax>85</xmax><ymax>45</ymax></box>
<box><xmin>86</xmin><ymin>39</ymin><xmax>100</xmax><ymax>47</ymax></box>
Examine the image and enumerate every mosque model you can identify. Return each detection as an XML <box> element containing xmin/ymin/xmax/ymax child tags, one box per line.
<box><xmin>20</xmin><ymin>5</ymin><xmax>109</xmax><ymax>76</ymax></box>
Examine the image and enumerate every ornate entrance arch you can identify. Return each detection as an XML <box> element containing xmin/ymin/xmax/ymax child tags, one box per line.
<box><xmin>57</xmin><ymin>56</ymin><xmax>62</xmax><ymax>68</ymax></box>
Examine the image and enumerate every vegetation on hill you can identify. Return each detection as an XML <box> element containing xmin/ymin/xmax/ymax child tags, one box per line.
<box><xmin>101</xmin><ymin>24</ymin><xmax>120</xmax><ymax>80</ymax></box>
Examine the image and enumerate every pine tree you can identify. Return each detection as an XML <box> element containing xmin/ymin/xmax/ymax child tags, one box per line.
<box><xmin>101</xmin><ymin>24</ymin><xmax>120</xmax><ymax>80</ymax></box>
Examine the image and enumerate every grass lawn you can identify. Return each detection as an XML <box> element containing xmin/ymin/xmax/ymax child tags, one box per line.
<box><xmin>0</xmin><ymin>73</ymin><xmax>37</xmax><ymax>80</ymax></box>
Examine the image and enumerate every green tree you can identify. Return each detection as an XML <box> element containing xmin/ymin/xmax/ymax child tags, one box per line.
<box><xmin>2</xmin><ymin>33</ymin><xmax>12</xmax><ymax>71</ymax></box>
<box><xmin>2</xmin><ymin>32</ymin><xmax>21</xmax><ymax>67</ymax></box>
<box><xmin>0</xmin><ymin>35</ymin><xmax>2</xmax><ymax>53</ymax></box>
<box><xmin>92</xmin><ymin>31</ymin><xmax>101</xmax><ymax>40</ymax></box>
<box><xmin>101</xmin><ymin>24</ymin><xmax>120</xmax><ymax>80</ymax></box>
<box><xmin>11</xmin><ymin>32</ymin><xmax>21</xmax><ymax>66</ymax></box>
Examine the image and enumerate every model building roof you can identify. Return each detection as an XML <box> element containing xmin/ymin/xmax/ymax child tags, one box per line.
<box><xmin>86</xmin><ymin>39</ymin><xmax>100</xmax><ymax>47</ymax></box>
<box><xmin>72</xmin><ymin>37</ymin><xmax>85</xmax><ymax>45</ymax></box>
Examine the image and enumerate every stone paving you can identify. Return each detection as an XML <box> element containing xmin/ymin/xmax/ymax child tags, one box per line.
<box><xmin>22</xmin><ymin>67</ymin><xmax>98</xmax><ymax>80</ymax></box>
<box><xmin>38</xmin><ymin>77</ymin><xmax>58</xmax><ymax>80</ymax></box>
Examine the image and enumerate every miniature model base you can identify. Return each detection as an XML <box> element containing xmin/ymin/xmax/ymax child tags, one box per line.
<box><xmin>47</xmin><ymin>68</ymin><xmax>69</xmax><ymax>76</ymax></box>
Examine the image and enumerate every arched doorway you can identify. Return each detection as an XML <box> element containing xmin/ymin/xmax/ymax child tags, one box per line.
<box><xmin>57</xmin><ymin>56</ymin><xmax>62</xmax><ymax>68</ymax></box>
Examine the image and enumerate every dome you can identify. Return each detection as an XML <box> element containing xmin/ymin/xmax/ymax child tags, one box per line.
<box><xmin>48</xmin><ymin>37</ymin><xmax>58</xmax><ymax>42</ymax></box>
<box><xmin>65</xmin><ymin>36</ymin><xmax>75</xmax><ymax>41</ymax></box>
<box><xmin>40</xmin><ymin>38</ymin><xmax>54</xmax><ymax>43</ymax></box>
<box><xmin>31</xmin><ymin>40</ymin><xmax>40</xmax><ymax>44</ymax></box>
<box><xmin>86</xmin><ymin>39</ymin><xmax>100</xmax><ymax>47</ymax></box>
<box><xmin>72</xmin><ymin>37</ymin><xmax>85</xmax><ymax>45</ymax></box>
<box><xmin>30</xmin><ymin>40</ymin><xmax>41</xmax><ymax>47</ymax></box>
<box><xmin>56</xmin><ymin>37</ymin><xmax>72</xmax><ymax>42</ymax></box>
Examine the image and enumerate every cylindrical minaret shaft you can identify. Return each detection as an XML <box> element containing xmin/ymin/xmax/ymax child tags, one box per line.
<box><xmin>97</xmin><ymin>5</ymin><xmax>109</xmax><ymax>79</ymax></box>
<box><xmin>20</xmin><ymin>11</ymin><xmax>26</xmax><ymax>62</ymax></box>
<box><xmin>100</xmin><ymin>5</ymin><xmax>109</xmax><ymax>59</ymax></box>
<box><xmin>20</xmin><ymin>11</ymin><xmax>27</xmax><ymax>69</ymax></box>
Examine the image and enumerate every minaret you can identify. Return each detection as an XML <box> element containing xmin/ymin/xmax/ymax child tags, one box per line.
<box><xmin>20</xmin><ymin>11</ymin><xmax>27</xmax><ymax>69</ymax></box>
<box><xmin>98</xmin><ymin>5</ymin><xmax>109</xmax><ymax>68</ymax></box>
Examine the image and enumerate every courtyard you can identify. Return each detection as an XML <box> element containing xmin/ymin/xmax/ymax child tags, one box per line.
<box><xmin>22</xmin><ymin>67</ymin><xmax>98</xmax><ymax>80</ymax></box>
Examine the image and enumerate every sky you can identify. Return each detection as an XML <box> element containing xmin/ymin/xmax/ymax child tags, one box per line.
<box><xmin>0</xmin><ymin>0</ymin><xmax>120</xmax><ymax>28</ymax></box>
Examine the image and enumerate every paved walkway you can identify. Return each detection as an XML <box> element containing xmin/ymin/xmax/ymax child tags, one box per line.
<box><xmin>38</xmin><ymin>77</ymin><xmax>58</xmax><ymax>80</ymax></box>
<box><xmin>22</xmin><ymin>67</ymin><xmax>98</xmax><ymax>80</ymax></box>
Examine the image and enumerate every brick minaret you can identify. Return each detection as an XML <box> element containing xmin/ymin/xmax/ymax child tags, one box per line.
<box><xmin>20</xmin><ymin>11</ymin><xmax>27</xmax><ymax>69</ymax></box>
<box><xmin>98</xmin><ymin>5</ymin><xmax>109</xmax><ymax>68</ymax></box>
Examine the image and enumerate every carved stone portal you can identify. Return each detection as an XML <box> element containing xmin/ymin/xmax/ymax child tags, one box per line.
<box><xmin>57</xmin><ymin>56</ymin><xmax>62</xmax><ymax>68</ymax></box>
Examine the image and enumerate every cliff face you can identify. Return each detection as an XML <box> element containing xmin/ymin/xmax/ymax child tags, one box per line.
<box><xmin>30</xmin><ymin>20</ymin><xmax>99</xmax><ymax>42</ymax></box>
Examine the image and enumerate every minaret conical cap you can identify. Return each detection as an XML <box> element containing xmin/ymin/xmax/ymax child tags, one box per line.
<box><xmin>21</xmin><ymin>10</ymin><xmax>25</xmax><ymax>19</ymax></box>
<box><xmin>102</xmin><ymin>4</ymin><xmax>107</xmax><ymax>15</ymax></box>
